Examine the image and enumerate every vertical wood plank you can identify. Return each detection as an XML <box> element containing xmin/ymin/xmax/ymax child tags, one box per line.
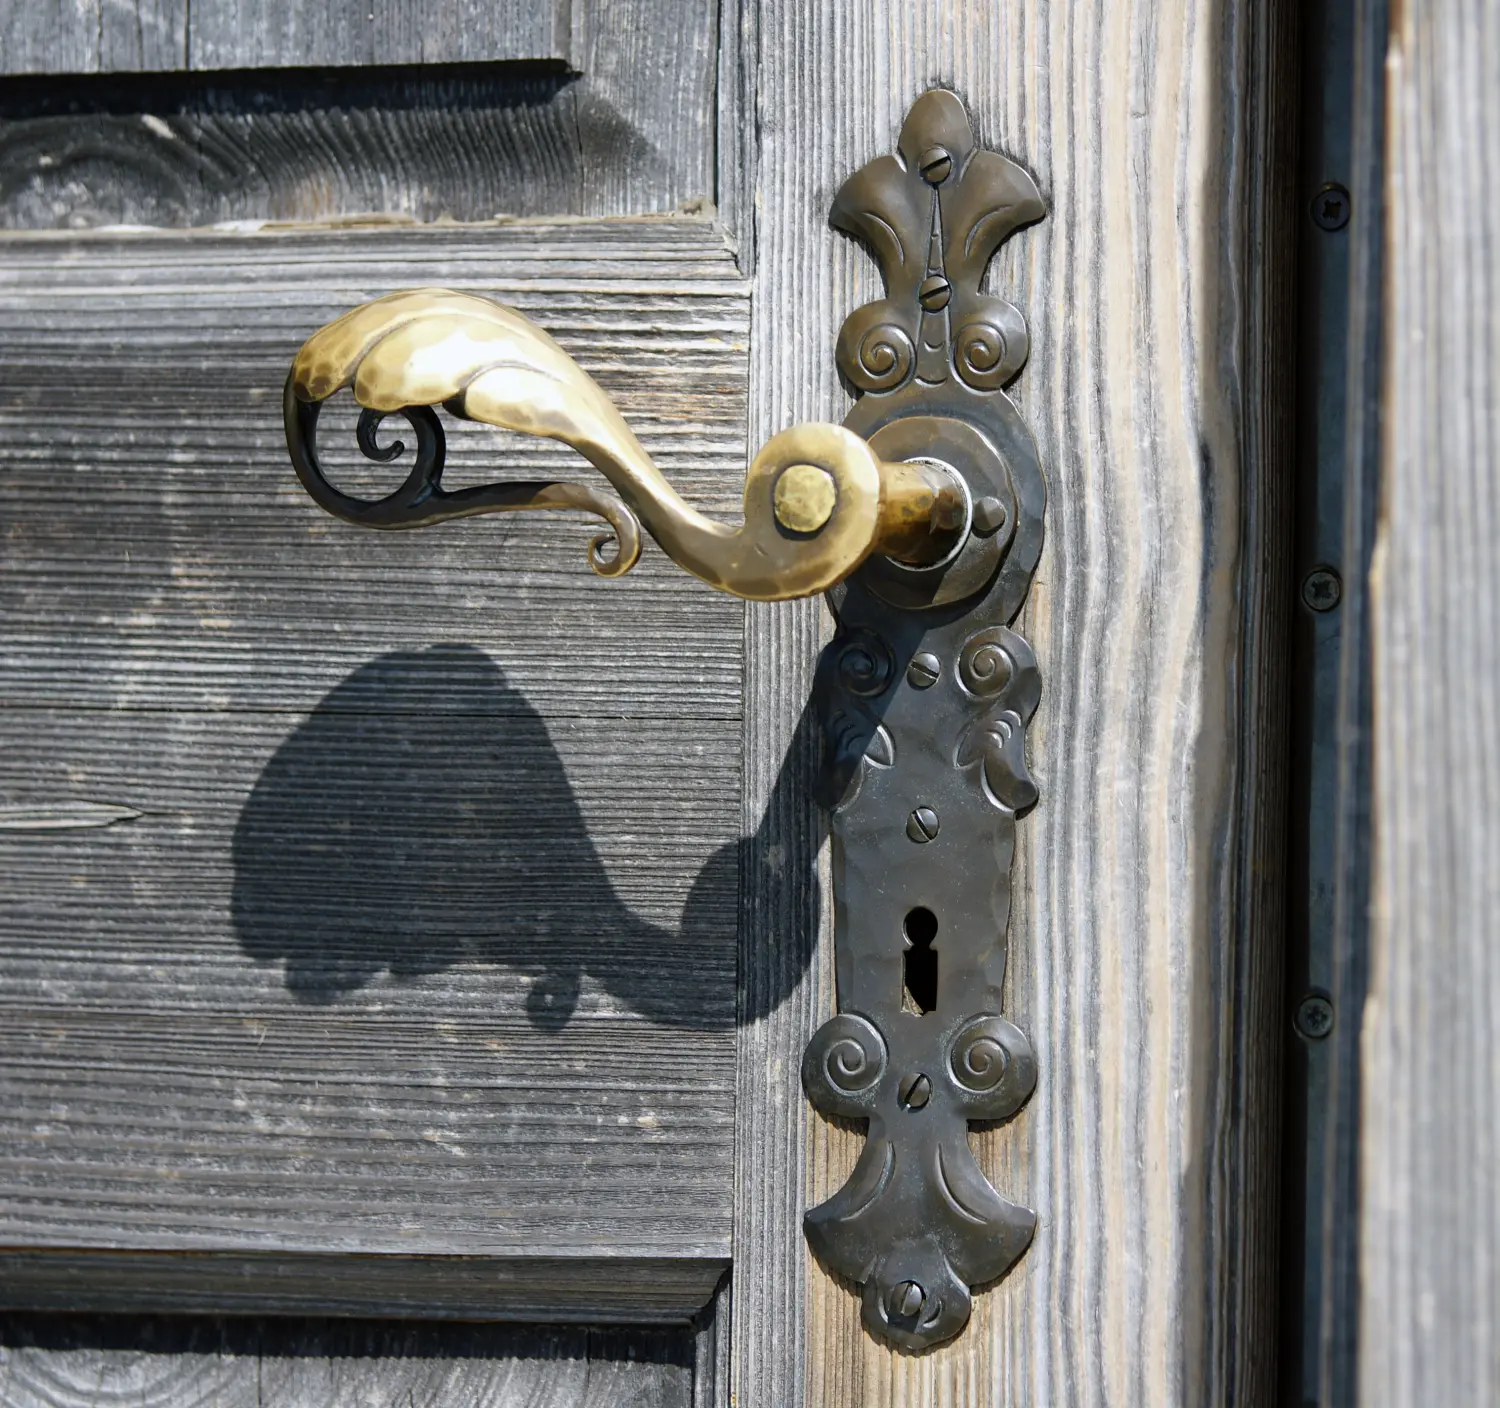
<box><xmin>1306</xmin><ymin>1</ymin><xmax>1388</xmax><ymax>1402</ymax></box>
<box><xmin>1359</xmin><ymin>1</ymin><xmax>1500</xmax><ymax>1403</ymax></box>
<box><xmin>569</xmin><ymin>0</ymin><xmax>719</xmax><ymax>219</ymax></box>
<box><xmin>0</xmin><ymin>0</ymin><xmax>186</xmax><ymax>72</ymax></box>
<box><xmin>188</xmin><ymin>0</ymin><xmax>569</xmax><ymax>72</ymax></box>
<box><xmin>99</xmin><ymin>0</ymin><xmax>186</xmax><ymax>69</ymax></box>
<box><xmin>730</xmin><ymin>1</ymin><xmax>1294</xmax><ymax>1402</ymax></box>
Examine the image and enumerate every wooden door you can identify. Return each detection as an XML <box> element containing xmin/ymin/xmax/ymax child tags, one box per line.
<box><xmin>0</xmin><ymin>2</ymin><xmax>1300</xmax><ymax>1404</ymax></box>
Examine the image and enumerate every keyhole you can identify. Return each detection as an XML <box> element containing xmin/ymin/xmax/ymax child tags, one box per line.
<box><xmin>903</xmin><ymin>907</ymin><xmax>939</xmax><ymax>1014</ymax></box>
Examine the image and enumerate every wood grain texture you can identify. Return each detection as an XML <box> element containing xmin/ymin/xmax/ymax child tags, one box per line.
<box><xmin>0</xmin><ymin>1314</ymin><xmax>696</xmax><ymax>1408</ymax></box>
<box><xmin>727</xmin><ymin>3</ymin><xmax>1295</xmax><ymax>1404</ymax></box>
<box><xmin>189</xmin><ymin>0</ymin><xmax>567</xmax><ymax>70</ymax></box>
<box><xmin>0</xmin><ymin>71</ymin><xmax>588</xmax><ymax>229</ymax></box>
<box><xmin>0</xmin><ymin>0</ymin><xmax>717</xmax><ymax>228</ymax></box>
<box><xmin>1305</xmin><ymin>1</ymin><xmax>1388</xmax><ymax>1402</ymax></box>
<box><xmin>0</xmin><ymin>220</ymin><xmax>749</xmax><ymax>1316</ymax></box>
<box><xmin>0</xmin><ymin>0</ymin><xmax>568</xmax><ymax>73</ymax></box>
<box><xmin>0</xmin><ymin>0</ymin><xmax>185</xmax><ymax>74</ymax></box>
<box><xmin>1359</xmin><ymin>1</ymin><xmax>1500</xmax><ymax>1403</ymax></box>
<box><xmin>0</xmin><ymin>1254</ymin><xmax>726</xmax><ymax>1322</ymax></box>
<box><xmin>691</xmin><ymin>1273</ymin><xmax>730</xmax><ymax>1408</ymax></box>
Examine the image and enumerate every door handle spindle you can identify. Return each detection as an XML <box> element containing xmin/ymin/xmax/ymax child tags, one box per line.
<box><xmin>285</xmin><ymin>288</ymin><xmax>966</xmax><ymax>602</ymax></box>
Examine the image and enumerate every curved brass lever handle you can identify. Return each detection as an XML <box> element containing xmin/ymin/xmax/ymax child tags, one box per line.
<box><xmin>284</xmin><ymin>289</ymin><xmax>963</xmax><ymax>601</ymax></box>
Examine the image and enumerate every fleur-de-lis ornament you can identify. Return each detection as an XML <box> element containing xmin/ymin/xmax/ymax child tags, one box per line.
<box><xmin>832</xmin><ymin>89</ymin><xmax>1044</xmax><ymax>398</ymax></box>
<box><xmin>805</xmin><ymin>90</ymin><xmax>1048</xmax><ymax>1352</ymax></box>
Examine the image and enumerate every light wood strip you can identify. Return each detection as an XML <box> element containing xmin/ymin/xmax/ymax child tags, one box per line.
<box><xmin>1359</xmin><ymin>0</ymin><xmax>1500</xmax><ymax>1402</ymax></box>
<box><xmin>730</xmin><ymin>3</ymin><xmax>1294</xmax><ymax>1403</ymax></box>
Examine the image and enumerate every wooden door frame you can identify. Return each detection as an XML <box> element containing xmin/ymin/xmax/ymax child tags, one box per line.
<box><xmin>722</xmin><ymin>3</ymin><xmax>1297</xmax><ymax>1403</ymax></box>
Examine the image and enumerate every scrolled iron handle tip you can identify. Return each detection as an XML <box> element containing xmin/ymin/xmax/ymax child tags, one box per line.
<box><xmin>283</xmin><ymin>288</ymin><xmax>963</xmax><ymax>602</ymax></box>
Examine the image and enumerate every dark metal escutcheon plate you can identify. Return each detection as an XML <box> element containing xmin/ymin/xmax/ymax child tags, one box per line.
<box><xmin>804</xmin><ymin>88</ymin><xmax>1047</xmax><ymax>1352</ymax></box>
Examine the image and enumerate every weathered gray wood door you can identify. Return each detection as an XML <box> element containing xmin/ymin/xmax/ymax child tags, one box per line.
<box><xmin>0</xmin><ymin>2</ymin><xmax>1304</xmax><ymax>1404</ymax></box>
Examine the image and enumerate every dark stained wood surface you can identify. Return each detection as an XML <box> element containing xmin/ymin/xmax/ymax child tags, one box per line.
<box><xmin>0</xmin><ymin>1253</ymin><xmax>727</xmax><ymax>1323</ymax></box>
<box><xmin>0</xmin><ymin>219</ymin><xmax>748</xmax><ymax>1319</ymax></box>
<box><xmin>1297</xmin><ymin>1</ymin><xmax>1387</xmax><ymax>1400</ymax></box>
<box><xmin>0</xmin><ymin>1314</ymin><xmax>697</xmax><ymax>1407</ymax></box>
<box><xmin>726</xmin><ymin>3</ymin><xmax>1295</xmax><ymax>1404</ymax></box>
<box><xmin>0</xmin><ymin>70</ymin><xmax>598</xmax><ymax>230</ymax></box>
<box><xmin>0</xmin><ymin>0</ymin><xmax>718</xmax><ymax>228</ymax></box>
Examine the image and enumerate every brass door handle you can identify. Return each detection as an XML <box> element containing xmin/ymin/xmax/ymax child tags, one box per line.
<box><xmin>284</xmin><ymin>289</ymin><xmax>966</xmax><ymax>601</ymax></box>
<box><xmin>279</xmin><ymin>87</ymin><xmax>1047</xmax><ymax>1353</ymax></box>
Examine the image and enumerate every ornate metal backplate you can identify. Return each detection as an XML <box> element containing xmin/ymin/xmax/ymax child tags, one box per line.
<box><xmin>803</xmin><ymin>89</ymin><xmax>1047</xmax><ymax>1351</ymax></box>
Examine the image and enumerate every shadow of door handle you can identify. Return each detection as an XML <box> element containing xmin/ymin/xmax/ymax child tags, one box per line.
<box><xmin>283</xmin><ymin>288</ymin><xmax>966</xmax><ymax>602</ymax></box>
<box><xmin>278</xmin><ymin>87</ymin><xmax>1049</xmax><ymax>1354</ymax></box>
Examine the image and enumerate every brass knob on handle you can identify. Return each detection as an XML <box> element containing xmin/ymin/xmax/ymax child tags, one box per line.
<box><xmin>284</xmin><ymin>288</ymin><xmax>965</xmax><ymax>602</ymax></box>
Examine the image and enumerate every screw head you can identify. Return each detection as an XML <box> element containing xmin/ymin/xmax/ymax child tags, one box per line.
<box><xmin>889</xmin><ymin>1280</ymin><xmax>927</xmax><ymax>1319</ymax></box>
<box><xmin>918</xmin><ymin>274</ymin><xmax>952</xmax><ymax>311</ymax></box>
<box><xmin>918</xmin><ymin>146</ymin><xmax>953</xmax><ymax>185</ymax></box>
<box><xmin>1302</xmin><ymin>566</ymin><xmax>1342</xmax><ymax>612</ymax></box>
<box><xmin>906</xmin><ymin>806</ymin><xmax>940</xmax><ymax>843</ymax></box>
<box><xmin>907</xmin><ymin>652</ymin><xmax>941</xmax><ymax>689</ymax></box>
<box><xmin>1311</xmin><ymin>182</ymin><xmax>1351</xmax><ymax>231</ymax></box>
<box><xmin>898</xmin><ymin>1073</ymin><xmax>932</xmax><ymax>1110</ymax></box>
<box><xmin>972</xmin><ymin>495</ymin><xmax>1008</xmax><ymax>537</ymax></box>
<box><xmin>772</xmin><ymin>463</ymin><xmax>837</xmax><ymax>534</ymax></box>
<box><xmin>1296</xmin><ymin>993</ymin><xmax>1334</xmax><ymax>1040</ymax></box>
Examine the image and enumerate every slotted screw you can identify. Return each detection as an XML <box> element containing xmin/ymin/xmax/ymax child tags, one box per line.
<box><xmin>918</xmin><ymin>275</ymin><xmax>952</xmax><ymax>311</ymax></box>
<box><xmin>906</xmin><ymin>806</ymin><xmax>940</xmax><ymax>843</ymax></box>
<box><xmin>918</xmin><ymin>146</ymin><xmax>952</xmax><ymax>185</ymax></box>
<box><xmin>889</xmin><ymin>1280</ymin><xmax>927</xmax><ymax>1319</ymax></box>
<box><xmin>907</xmin><ymin>652</ymin><xmax>941</xmax><ymax>689</ymax></box>
<box><xmin>898</xmin><ymin>1073</ymin><xmax>932</xmax><ymax>1110</ymax></box>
